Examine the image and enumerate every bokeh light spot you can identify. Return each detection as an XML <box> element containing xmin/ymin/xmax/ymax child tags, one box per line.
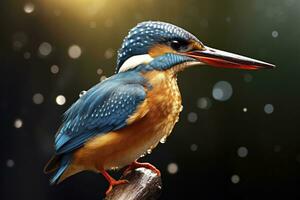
<box><xmin>197</xmin><ymin>97</ymin><xmax>212</xmax><ymax>110</ymax></box>
<box><xmin>33</xmin><ymin>93</ymin><xmax>44</xmax><ymax>104</ymax></box>
<box><xmin>212</xmin><ymin>81</ymin><xmax>233</xmax><ymax>101</ymax></box>
<box><xmin>68</xmin><ymin>45</ymin><xmax>82</xmax><ymax>59</ymax></box>
<box><xmin>104</xmin><ymin>48</ymin><xmax>114</xmax><ymax>59</ymax></box>
<box><xmin>272</xmin><ymin>30</ymin><xmax>279</xmax><ymax>38</ymax></box>
<box><xmin>56</xmin><ymin>95</ymin><xmax>66</xmax><ymax>105</ymax></box>
<box><xmin>190</xmin><ymin>144</ymin><xmax>198</xmax><ymax>151</ymax></box>
<box><xmin>187</xmin><ymin>112</ymin><xmax>198</xmax><ymax>123</ymax></box>
<box><xmin>39</xmin><ymin>42</ymin><xmax>52</xmax><ymax>56</ymax></box>
<box><xmin>264</xmin><ymin>104</ymin><xmax>274</xmax><ymax>114</ymax></box>
<box><xmin>231</xmin><ymin>174</ymin><xmax>240</xmax><ymax>184</ymax></box>
<box><xmin>14</xmin><ymin>118</ymin><xmax>23</xmax><ymax>129</ymax></box>
<box><xmin>24</xmin><ymin>52</ymin><xmax>31</xmax><ymax>59</ymax></box>
<box><xmin>237</xmin><ymin>146</ymin><xmax>248</xmax><ymax>158</ymax></box>
<box><xmin>167</xmin><ymin>163</ymin><xmax>178</xmax><ymax>174</ymax></box>
<box><xmin>24</xmin><ymin>2</ymin><xmax>35</xmax><ymax>14</ymax></box>
<box><xmin>97</xmin><ymin>68</ymin><xmax>103</xmax><ymax>75</ymax></box>
<box><xmin>6</xmin><ymin>159</ymin><xmax>15</xmax><ymax>168</ymax></box>
<box><xmin>50</xmin><ymin>65</ymin><xmax>59</xmax><ymax>74</ymax></box>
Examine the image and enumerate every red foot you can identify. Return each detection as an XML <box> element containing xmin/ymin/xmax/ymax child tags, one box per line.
<box><xmin>123</xmin><ymin>160</ymin><xmax>161</xmax><ymax>176</ymax></box>
<box><xmin>105</xmin><ymin>179</ymin><xmax>128</xmax><ymax>195</ymax></box>
<box><xmin>100</xmin><ymin>170</ymin><xmax>128</xmax><ymax>195</ymax></box>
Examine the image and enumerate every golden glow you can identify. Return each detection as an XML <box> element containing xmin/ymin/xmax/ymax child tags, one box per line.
<box><xmin>24</xmin><ymin>2</ymin><xmax>35</xmax><ymax>14</ymax></box>
<box><xmin>40</xmin><ymin>0</ymin><xmax>182</xmax><ymax>22</ymax></box>
<box><xmin>41</xmin><ymin>0</ymin><xmax>110</xmax><ymax>19</ymax></box>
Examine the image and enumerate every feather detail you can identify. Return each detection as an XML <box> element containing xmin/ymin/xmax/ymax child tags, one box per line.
<box><xmin>44</xmin><ymin>155</ymin><xmax>60</xmax><ymax>174</ymax></box>
<box><xmin>49</xmin><ymin>154</ymin><xmax>72</xmax><ymax>185</ymax></box>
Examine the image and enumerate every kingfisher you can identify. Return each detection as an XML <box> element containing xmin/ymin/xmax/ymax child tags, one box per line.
<box><xmin>44</xmin><ymin>21</ymin><xmax>275</xmax><ymax>194</ymax></box>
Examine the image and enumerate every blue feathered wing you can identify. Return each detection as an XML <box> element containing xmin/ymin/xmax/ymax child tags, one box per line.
<box><xmin>55</xmin><ymin>73</ymin><xmax>147</xmax><ymax>154</ymax></box>
<box><xmin>45</xmin><ymin>72</ymin><xmax>148</xmax><ymax>184</ymax></box>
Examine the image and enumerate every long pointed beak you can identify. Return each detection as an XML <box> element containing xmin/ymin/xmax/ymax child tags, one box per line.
<box><xmin>184</xmin><ymin>46</ymin><xmax>275</xmax><ymax>70</ymax></box>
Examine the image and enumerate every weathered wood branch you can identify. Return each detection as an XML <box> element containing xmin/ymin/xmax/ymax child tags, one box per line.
<box><xmin>105</xmin><ymin>168</ymin><xmax>162</xmax><ymax>200</ymax></box>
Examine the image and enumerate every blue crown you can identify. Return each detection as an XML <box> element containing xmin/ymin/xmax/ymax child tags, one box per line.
<box><xmin>116</xmin><ymin>21</ymin><xmax>199</xmax><ymax>73</ymax></box>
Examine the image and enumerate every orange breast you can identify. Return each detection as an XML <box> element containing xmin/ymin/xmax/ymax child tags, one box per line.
<box><xmin>72</xmin><ymin>69</ymin><xmax>182</xmax><ymax>171</ymax></box>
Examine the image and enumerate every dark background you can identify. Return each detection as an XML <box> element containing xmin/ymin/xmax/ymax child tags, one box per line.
<box><xmin>1</xmin><ymin>0</ymin><xmax>300</xmax><ymax>199</ymax></box>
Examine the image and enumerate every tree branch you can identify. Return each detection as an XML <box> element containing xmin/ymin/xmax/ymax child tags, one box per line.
<box><xmin>105</xmin><ymin>168</ymin><xmax>162</xmax><ymax>200</ymax></box>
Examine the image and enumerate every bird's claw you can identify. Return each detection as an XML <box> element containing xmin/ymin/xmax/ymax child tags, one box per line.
<box><xmin>123</xmin><ymin>161</ymin><xmax>161</xmax><ymax>176</ymax></box>
<box><xmin>105</xmin><ymin>179</ymin><xmax>129</xmax><ymax>195</ymax></box>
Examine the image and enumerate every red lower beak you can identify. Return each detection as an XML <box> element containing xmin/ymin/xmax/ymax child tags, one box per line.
<box><xmin>185</xmin><ymin>46</ymin><xmax>275</xmax><ymax>70</ymax></box>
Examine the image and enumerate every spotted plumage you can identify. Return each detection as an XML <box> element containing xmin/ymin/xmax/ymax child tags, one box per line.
<box><xmin>117</xmin><ymin>21</ymin><xmax>200</xmax><ymax>72</ymax></box>
<box><xmin>54</xmin><ymin>72</ymin><xmax>148</xmax><ymax>155</ymax></box>
<box><xmin>45</xmin><ymin>21</ymin><xmax>275</xmax><ymax>194</ymax></box>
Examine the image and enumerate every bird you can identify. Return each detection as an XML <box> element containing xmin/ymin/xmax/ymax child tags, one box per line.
<box><xmin>44</xmin><ymin>21</ymin><xmax>275</xmax><ymax>195</ymax></box>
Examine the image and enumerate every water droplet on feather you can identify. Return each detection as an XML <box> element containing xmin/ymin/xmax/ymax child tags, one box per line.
<box><xmin>79</xmin><ymin>90</ymin><xmax>86</xmax><ymax>97</ymax></box>
<box><xmin>147</xmin><ymin>149</ymin><xmax>152</xmax><ymax>154</ymax></box>
<box><xmin>160</xmin><ymin>136</ymin><xmax>167</xmax><ymax>144</ymax></box>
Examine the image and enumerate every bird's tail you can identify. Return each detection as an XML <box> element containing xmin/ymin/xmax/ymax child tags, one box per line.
<box><xmin>44</xmin><ymin>154</ymin><xmax>72</xmax><ymax>185</ymax></box>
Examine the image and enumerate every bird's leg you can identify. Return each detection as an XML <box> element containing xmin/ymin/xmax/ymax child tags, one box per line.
<box><xmin>123</xmin><ymin>160</ymin><xmax>161</xmax><ymax>176</ymax></box>
<box><xmin>100</xmin><ymin>169</ymin><xmax>128</xmax><ymax>195</ymax></box>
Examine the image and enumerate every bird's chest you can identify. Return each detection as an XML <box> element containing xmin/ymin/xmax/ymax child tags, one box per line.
<box><xmin>110</xmin><ymin>70</ymin><xmax>183</xmax><ymax>166</ymax></box>
<box><xmin>105</xmin><ymin>71</ymin><xmax>183</xmax><ymax>168</ymax></box>
<box><xmin>145</xmin><ymin>70</ymin><xmax>183</xmax><ymax>139</ymax></box>
<box><xmin>73</xmin><ymin>71</ymin><xmax>183</xmax><ymax>170</ymax></box>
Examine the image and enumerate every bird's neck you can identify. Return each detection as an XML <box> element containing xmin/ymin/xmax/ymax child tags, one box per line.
<box><xmin>142</xmin><ymin>69</ymin><xmax>182</xmax><ymax>113</ymax></box>
<box><xmin>170</xmin><ymin>61</ymin><xmax>200</xmax><ymax>74</ymax></box>
<box><xmin>142</xmin><ymin>69</ymin><xmax>178</xmax><ymax>89</ymax></box>
<box><xmin>141</xmin><ymin>69</ymin><xmax>183</xmax><ymax>130</ymax></box>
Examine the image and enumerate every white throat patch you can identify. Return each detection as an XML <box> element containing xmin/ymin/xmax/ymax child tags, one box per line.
<box><xmin>118</xmin><ymin>54</ymin><xmax>154</xmax><ymax>72</ymax></box>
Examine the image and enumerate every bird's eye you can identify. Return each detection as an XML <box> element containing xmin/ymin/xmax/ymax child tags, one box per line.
<box><xmin>170</xmin><ymin>40</ymin><xmax>191</xmax><ymax>52</ymax></box>
<box><xmin>170</xmin><ymin>40</ymin><xmax>181</xmax><ymax>51</ymax></box>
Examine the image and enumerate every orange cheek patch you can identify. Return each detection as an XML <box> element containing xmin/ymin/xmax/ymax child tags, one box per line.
<box><xmin>191</xmin><ymin>41</ymin><xmax>205</xmax><ymax>50</ymax></box>
<box><xmin>148</xmin><ymin>44</ymin><xmax>176</xmax><ymax>57</ymax></box>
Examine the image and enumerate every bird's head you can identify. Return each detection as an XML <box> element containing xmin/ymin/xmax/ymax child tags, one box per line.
<box><xmin>116</xmin><ymin>21</ymin><xmax>275</xmax><ymax>73</ymax></box>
